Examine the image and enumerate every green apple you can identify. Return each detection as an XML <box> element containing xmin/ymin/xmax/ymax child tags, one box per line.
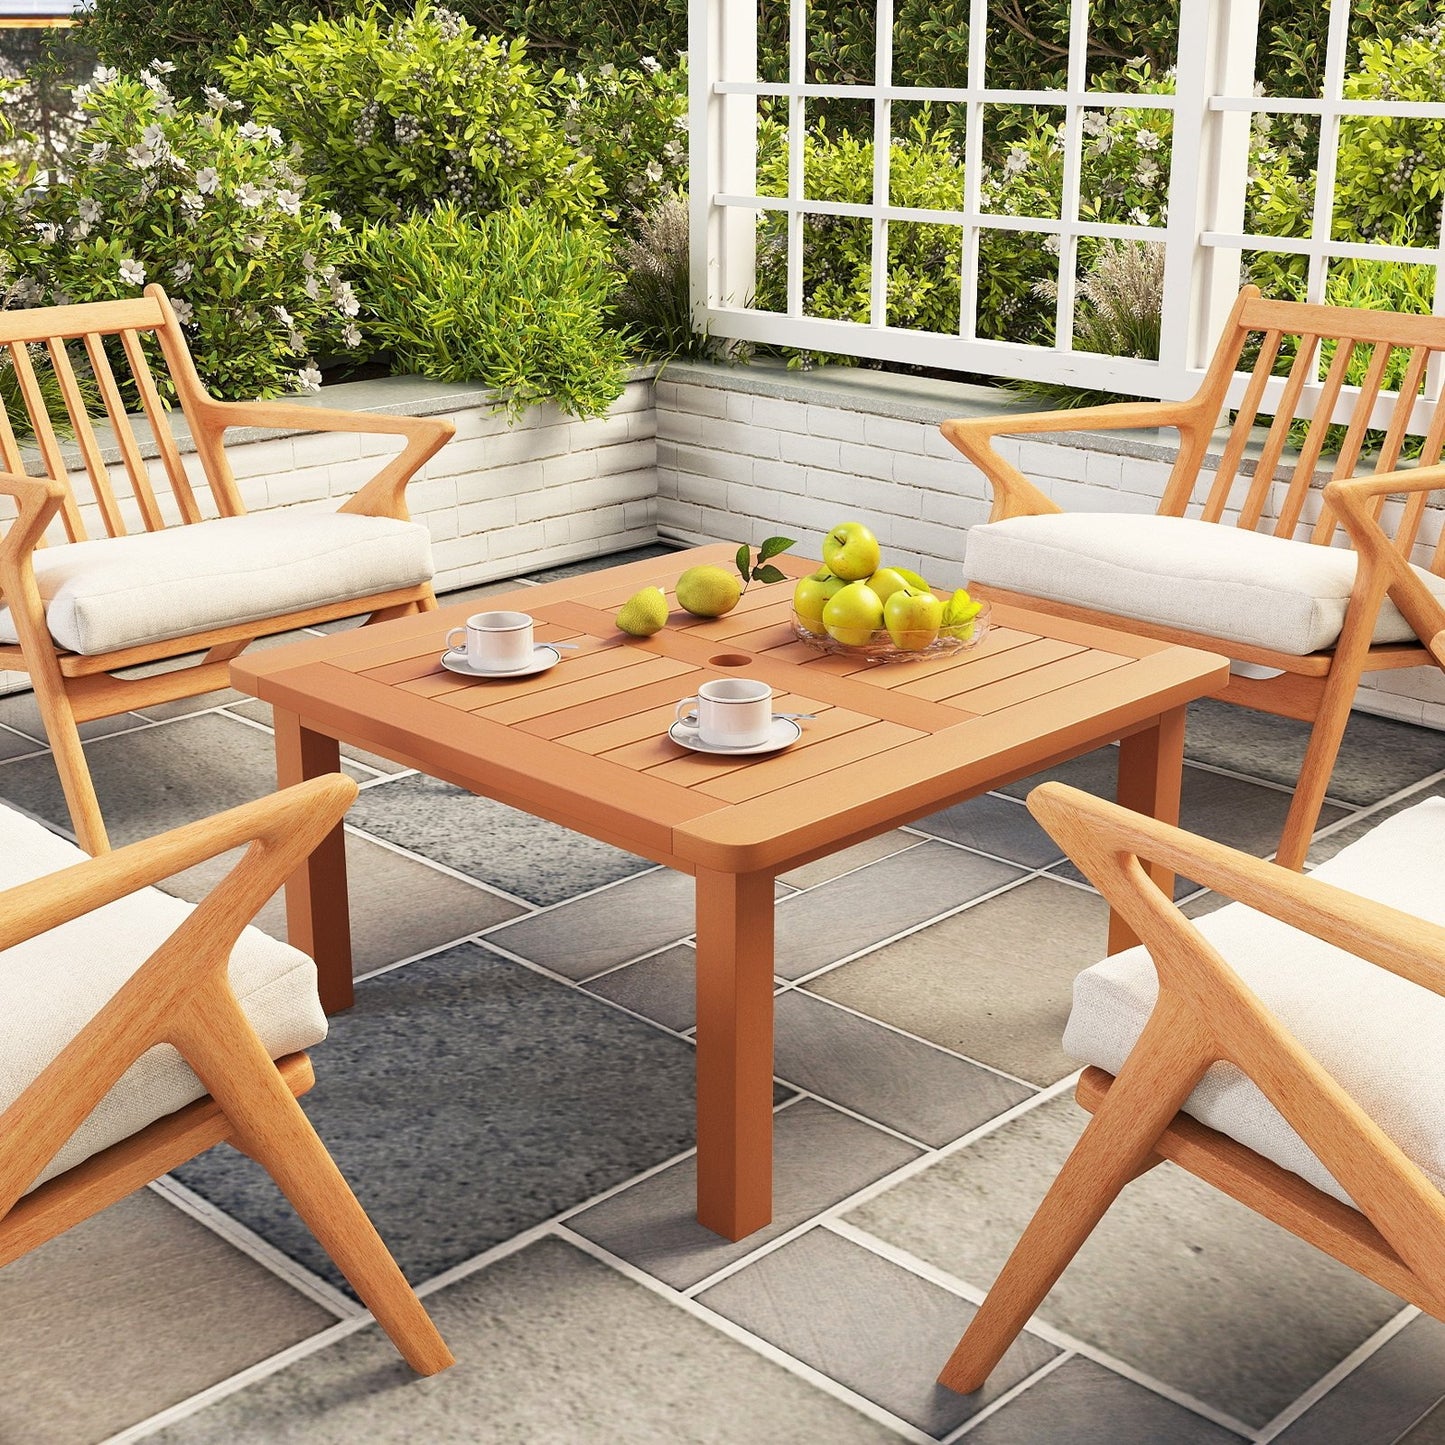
<box><xmin>822</xmin><ymin>580</ymin><xmax>885</xmax><ymax>646</ymax></box>
<box><xmin>793</xmin><ymin>567</ymin><xmax>846</xmax><ymax>633</ymax></box>
<box><xmin>884</xmin><ymin>585</ymin><xmax>943</xmax><ymax>650</ymax></box>
<box><xmin>941</xmin><ymin>588</ymin><xmax>984</xmax><ymax>641</ymax></box>
<box><xmin>894</xmin><ymin>566</ymin><xmax>931</xmax><ymax>592</ymax></box>
<box><xmin>866</xmin><ymin>567</ymin><xmax>911</xmax><ymax>604</ymax></box>
<box><xmin>821</xmin><ymin>521</ymin><xmax>881</xmax><ymax>581</ymax></box>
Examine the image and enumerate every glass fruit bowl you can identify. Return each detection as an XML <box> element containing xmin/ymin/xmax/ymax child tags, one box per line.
<box><xmin>790</xmin><ymin>600</ymin><xmax>992</xmax><ymax>663</ymax></box>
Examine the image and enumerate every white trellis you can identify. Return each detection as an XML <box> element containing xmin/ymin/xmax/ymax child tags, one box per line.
<box><xmin>689</xmin><ymin>0</ymin><xmax>1445</xmax><ymax>423</ymax></box>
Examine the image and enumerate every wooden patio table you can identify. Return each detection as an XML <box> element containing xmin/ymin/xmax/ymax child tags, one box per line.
<box><xmin>232</xmin><ymin>543</ymin><xmax>1229</xmax><ymax>1242</ymax></box>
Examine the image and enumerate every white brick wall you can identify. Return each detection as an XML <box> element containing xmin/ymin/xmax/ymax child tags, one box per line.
<box><xmin>655</xmin><ymin>365</ymin><xmax>1445</xmax><ymax>734</ymax></box>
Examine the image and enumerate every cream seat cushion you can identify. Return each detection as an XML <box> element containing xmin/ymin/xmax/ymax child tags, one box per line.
<box><xmin>965</xmin><ymin>513</ymin><xmax>1445</xmax><ymax>655</ymax></box>
<box><xmin>0</xmin><ymin>803</ymin><xmax>327</xmax><ymax>1193</ymax></box>
<box><xmin>1063</xmin><ymin>797</ymin><xmax>1445</xmax><ymax>1208</ymax></box>
<box><xmin>0</xmin><ymin>509</ymin><xmax>434</xmax><ymax>656</ymax></box>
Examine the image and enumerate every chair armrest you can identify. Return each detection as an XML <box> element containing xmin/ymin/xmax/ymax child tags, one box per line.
<box><xmin>193</xmin><ymin>398</ymin><xmax>455</xmax><ymax>520</ymax></box>
<box><xmin>1029</xmin><ymin>781</ymin><xmax>1445</xmax><ymax>1000</ymax></box>
<box><xmin>0</xmin><ymin>473</ymin><xmax>64</xmax><ymax>567</ymax></box>
<box><xmin>1326</xmin><ymin>467</ymin><xmax>1445</xmax><ymax>668</ymax></box>
<box><xmin>941</xmin><ymin>399</ymin><xmax>1208</xmax><ymax>522</ymax></box>
<box><xmin>0</xmin><ymin>774</ymin><xmax>356</xmax><ymax>954</ymax></box>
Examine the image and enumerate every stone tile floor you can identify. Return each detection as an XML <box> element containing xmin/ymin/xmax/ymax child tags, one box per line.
<box><xmin>4</xmin><ymin>544</ymin><xmax>1445</xmax><ymax>1443</ymax></box>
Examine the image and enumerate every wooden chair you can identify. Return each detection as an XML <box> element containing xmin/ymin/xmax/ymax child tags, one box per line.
<box><xmin>0</xmin><ymin>285</ymin><xmax>454</xmax><ymax>855</ymax></box>
<box><xmin>938</xmin><ymin>780</ymin><xmax>1445</xmax><ymax>1394</ymax></box>
<box><xmin>943</xmin><ymin>285</ymin><xmax>1445</xmax><ymax>869</ymax></box>
<box><xmin>0</xmin><ymin>773</ymin><xmax>452</xmax><ymax>1376</ymax></box>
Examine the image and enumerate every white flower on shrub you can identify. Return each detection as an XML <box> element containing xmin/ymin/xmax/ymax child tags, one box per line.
<box><xmin>36</xmin><ymin>223</ymin><xmax>59</xmax><ymax>244</ymax></box>
<box><xmin>303</xmin><ymin>273</ymin><xmax>321</xmax><ymax>300</ymax></box>
<box><xmin>640</xmin><ymin>55</ymin><xmax>662</xmax><ymax>73</ymax></box>
<box><xmin>242</xmin><ymin>233</ymin><xmax>266</xmax><ymax>251</ymax></box>
<box><xmin>324</xmin><ymin>211</ymin><xmax>342</xmax><ymax>231</ymax></box>
<box><xmin>78</xmin><ymin>197</ymin><xmax>101</xmax><ymax>225</ymax></box>
<box><xmin>1136</xmin><ymin>128</ymin><xmax>1161</xmax><ymax>152</ymax></box>
<box><xmin>296</xmin><ymin>364</ymin><xmax>323</xmax><ymax>393</ymax></box>
<box><xmin>141</xmin><ymin>123</ymin><xmax>166</xmax><ymax>149</ymax></box>
<box><xmin>333</xmin><ymin>280</ymin><xmax>360</xmax><ymax>317</ymax></box>
<box><xmin>118</xmin><ymin>258</ymin><xmax>146</xmax><ymax>286</ymax></box>
<box><xmin>301</xmin><ymin>251</ymin><xmax>317</xmax><ymax>271</ymax></box>
<box><xmin>180</xmin><ymin>191</ymin><xmax>204</xmax><ymax>214</ymax></box>
<box><xmin>1004</xmin><ymin>146</ymin><xmax>1029</xmax><ymax>176</ymax></box>
<box><xmin>236</xmin><ymin>182</ymin><xmax>267</xmax><ymax>208</ymax></box>
<box><xmin>287</xmin><ymin>328</ymin><xmax>306</xmax><ymax>353</ymax></box>
<box><xmin>172</xmin><ymin>298</ymin><xmax>194</xmax><ymax>324</ymax></box>
<box><xmin>194</xmin><ymin>166</ymin><xmax>219</xmax><ymax>194</ymax></box>
<box><xmin>172</xmin><ymin>259</ymin><xmax>193</xmax><ymax>283</ymax></box>
<box><xmin>274</xmin><ymin>305</ymin><xmax>294</xmax><ymax>326</ymax></box>
<box><xmin>342</xmin><ymin>323</ymin><xmax>362</xmax><ymax>348</ymax></box>
<box><xmin>275</xmin><ymin>188</ymin><xmax>302</xmax><ymax>216</ymax></box>
<box><xmin>93</xmin><ymin>65</ymin><xmax>118</xmax><ymax>83</ymax></box>
<box><xmin>126</xmin><ymin>142</ymin><xmax>159</xmax><ymax>169</ymax></box>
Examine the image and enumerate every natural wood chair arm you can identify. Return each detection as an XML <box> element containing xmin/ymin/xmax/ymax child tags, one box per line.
<box><xmin>0</xmin><ymin>774</ymin><xmax>358</xmax><ymax>1212</ymax></box>
<box><xmin>0</xmin><ymin>473</ymin><xmax>65</xmax><ymax>566</ymax></box>
<box><xmin>1028</xmin><ymin>781</ymin><xmax>1445</xmax><ymax>1000</ymax></box>
<box><xmin>189</xmin><ymin>397</ymin><xmax>455</xmax><ymax>521</ymax></box>
<box><xmin>941</xmin><ymin>398</ymin><xmax>1209</xmax><ymax>521</ymax></box>
<box><xmin>1326</xmin><ymin>467</ymin><xmax>1445</xmax><ymax>668</ymax></box>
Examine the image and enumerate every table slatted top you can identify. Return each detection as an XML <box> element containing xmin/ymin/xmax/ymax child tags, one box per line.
<box><xmin>234</xmin><ymin>545</ymin><xmax>1229</xmax><ymax>873</ymax></box>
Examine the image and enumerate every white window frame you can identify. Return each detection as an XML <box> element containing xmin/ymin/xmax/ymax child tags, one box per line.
<box><xmin>690</xmin><ymin>0</ymin><xmax>1445</xmax><ymax>426</ymax></box>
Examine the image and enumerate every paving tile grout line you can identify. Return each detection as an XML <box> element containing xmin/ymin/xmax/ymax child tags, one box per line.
<box><xmin>941</xmin><ymin>1350</ymin><xmax>1077</xmax><ymax>1442</ymax></box>
<box><xmin>146</xmin><ymin>1175</ymin><xmax>360</xmax><ymax>1321</ymax></box>
<box><xmin>557</xmin><ymin>1225</ymin><xmax>936</xmax><ymax>1444</ymax></box>
<box><xmin>1250</xmin><ymin>1305</ymin><xmax>1423</xmax><ymax>1444</ymax></box>
<box><xmin>825</xmin><ymin>1220</ymin><xmax>1262</xmax><ymax>1441</ymax></box>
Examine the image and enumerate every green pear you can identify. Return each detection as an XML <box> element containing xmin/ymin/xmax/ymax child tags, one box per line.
<box><xmin>616</xmin><ymin>586</ymin><xmax>669</xmax><ymax>637</ymax></box>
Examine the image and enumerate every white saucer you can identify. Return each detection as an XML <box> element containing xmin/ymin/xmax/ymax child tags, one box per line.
<box><xmin>667</xmin><ymin>716</ymin><xmax>803</xmax><ymax>756</ymax></box>
<box><xmin>441</xmin><ymin>645</ymin><xmax>562</xmax><ymax>679</ymax></box>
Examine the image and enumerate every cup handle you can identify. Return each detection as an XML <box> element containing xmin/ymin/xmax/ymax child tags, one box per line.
<box><xmin>445</xmin><ymin>627</ymin><xmax>467</xmax><ymax>653</ymax></box>
<box><xmin>674</xmin><ymin>698</ymin><xmax>700</xmax><ymax>730</ymax></box>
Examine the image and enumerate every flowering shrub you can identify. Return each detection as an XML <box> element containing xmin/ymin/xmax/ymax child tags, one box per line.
<box><xmin>352</xmin><ymin>203</ymin><xmax>628</xmax><ymax>418</ymax></box>
<box><xmin>554</xmin><ymin>56</ymin><xmax>687</xmax><ymax>232</ymax></box>
<box><xmin>220</xmin><ymin>4</ymin><xmax>601</xmax><ymax>228</ymax></box>
<box><xmin>3</xmin><ymin>66</ymin><xmax>357</xmax><ymax>401</ymax></box>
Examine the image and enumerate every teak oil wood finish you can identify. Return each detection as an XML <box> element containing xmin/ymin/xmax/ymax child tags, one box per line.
<box><xmin>0</xmin><ymin>775</ymin><xmax>452</xmax><ymax>1375</ymax></box>
<box><xmin>0</xmin><ymin>287</ymin><xmax>453</xmax><ymax>856</ymax></box>
<box><xmin>232</xmin><ymin>544</ymin><xmax>1229</xmax><ymax>1242</ymax></box>
<box><xmin>936</xmin><ymin>782</ymin><xmax>1445</xmax><ymax>1394</ymax></box>
<box><xmin>942</xmin><ymin>286</ymin><xmax>1445</xmax><ymax>870</ymax></box>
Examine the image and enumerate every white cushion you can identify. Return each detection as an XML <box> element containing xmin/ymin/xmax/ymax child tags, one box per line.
<box><xmin>0</xmin><ymin>804</ymin><xmax>327</xmax><ymax>1193</ymax></box>
<box><xmin>965</xmin><ymin>513</ymin><xmax>1445</xmax><ymax>655</ymax></box>
<box><xmin>0</xmin><ymin>509</ymin><xmax>434</xmax><ymax>655</ymax></box>
<box><xmin>1063</xmin><ymin>797</ymin><xmax>1445</xmax><ymax>1208</ymax></box>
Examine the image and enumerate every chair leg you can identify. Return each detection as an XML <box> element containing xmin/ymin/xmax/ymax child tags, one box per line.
<box><xmin>184</xmin><ymin>1002</ymin><xmax>453</xmax><ymax>1374</ymax></box>
<box><xmin>938</xmin><ymin>1009</ymin><xmax>1212</xmax><ymax>1394</ymax></box>
<box><xmin>1275</xmin><ymin>663</ymin><xmax>1360</xmax><ymax>871</ymax></box>
<box><xmin>30</xmin><ymin>660</ymin><xmax>109</xmax><ymax>855</ymax></box>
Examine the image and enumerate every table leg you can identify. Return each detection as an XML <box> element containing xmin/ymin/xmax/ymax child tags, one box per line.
<box><xmin>694</xmin><ymin>866</ymin><xmax>775</xmax><ymax>1241</ymax></box>
<box><xmin>274</xmin><ymin>708</ymin><xmax>354</xmax><ymax>1014</ymax></box>
<box><xmin>1110</xmin><ymin>705</ymin><xmax>1186</xmax><ymax>954</ymax></box>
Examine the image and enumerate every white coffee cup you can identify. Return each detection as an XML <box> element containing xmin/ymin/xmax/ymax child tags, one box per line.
<box><xmin>675</xmin><ymin>677</ymin><xmax>774</xmax><ymax>747</ymax></box>
<box><xmin>446</xmin><ymin>611</ymin><xmax>534</xmax><ymax>671</ymax></box>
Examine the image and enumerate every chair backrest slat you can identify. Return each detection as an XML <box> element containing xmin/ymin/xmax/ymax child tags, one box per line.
<box><xmin>82</xmin><ymin>333</ymin><xmax>165</xmax><ymax>533</ymax></box>
<box><xmin>1372</xmin><ymin>346</ymin><xmax>1430</xmax><ymax>478</ymax></box>
<box><xmin>119</xmin><ymin>329</ymin><xmax>202</xmax><ymax>526</ymax></box>
<box><xmin>1199</xmin><ymin>329</ymin><xmax>1283</xmax><ymax>524</ymax></box>
<box><xmin>8</xmin><ymin>343</ymin><xmax>86</xmax><ymax>542</ymax></box>
<box><xmin>45</xmin><ymin>338</ymin><xmax>126</xmax><ymax>539</ymax></box>
<box><xmin>1288</xmin><ymin>341</ymin><xmax>1364</xmax><ymax>543</ymax></box>
<box><xmin>1237</xmin><ymin>337</ymin><xmax>1319</xmax><ymax>532</ymax></box>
